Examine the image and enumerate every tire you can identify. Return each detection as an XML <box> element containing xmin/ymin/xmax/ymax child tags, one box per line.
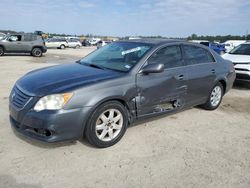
<box><xmin>31</xmin><ymin>47</ymin><xmax>42</xmax><ymax>57</ymax></box>
<box><xmin>0</xmin><ymin>46</ymin><xmax>4</xmax><ymax>56</ymax></box>
<box><xmin>75</xmin><ymin>45</ymin><xmax>80</xmax><ymax>49</ymax></box>
<box><xmin>201</xmin><ymin>82</ymin><xmax>224</xmax><ymax>110</ymax></box>
<box><xmin>60</xmin><ymin>44</ymin><xmax>65</xmax><ymax>49</ymax></box>
<box><xmin>85</xmin><ymin>101</ymin><xmax>128</xmax><ymax>148</ymax></box>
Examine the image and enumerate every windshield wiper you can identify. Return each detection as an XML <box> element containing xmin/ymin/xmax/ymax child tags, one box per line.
<box><xmin>85</xmin><ymin>63</ymin><xmax>105</xmax><ymax>70</ymax></box>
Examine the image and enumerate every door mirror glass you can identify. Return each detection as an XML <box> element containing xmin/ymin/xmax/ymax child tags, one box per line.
<box><xmin>140</xmin><ymin>63</ymin><xmax>164</xmax><ymax>74</ymax></box>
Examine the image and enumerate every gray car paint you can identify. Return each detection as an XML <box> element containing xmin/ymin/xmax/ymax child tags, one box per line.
<box><xmin>9</xmin><ymin>39</ymin><xmax>236</xmax><ymax>142</ymax></box>
<box><xmin>0</xmin><ymin>34</ymin><xmax>46</xmax><ymax>53</ymax></box>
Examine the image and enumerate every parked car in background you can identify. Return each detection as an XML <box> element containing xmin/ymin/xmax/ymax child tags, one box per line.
<box><xmin>67</xmin><ymin>38</ymin><xmax>82</xmax><ymax>48</ymax></box>
<box><xmin>88</xmin><ymin>38</ymin><xmax>101</xmax><ymax>45</ymax></box>
<box><xmin>199</xmin><ymin>41</ymin><xmax>226</xmax><ymax>54</ymax></box>
<box><xmin>0</xmin><ymin>33</ymin><xmax>47</xmax><ymax>57</ymax></box>
<box><xmin>45</xmin><ymin>38</ymin><xmax>69</xmax><ymax>49</ymax></box>
<box><xmin>82</xmin><ymin>39</ymin><xmax>91</xmax><ymax>46</ymax></box>
<box><xmin>223</xmin><ymin>40</ymin><xmax>246</xmax><ymax>53</ymax></box>
<box><xmin>9</xmin><ymin>39</ymin><xmax>235</xmax><ymax>147</ymax></box>
<box><xmin>222</xmin><ymin>42</ymin><xmax>250</xmax><ymax>83</ymax></box>
<box><xmin>97</xmin><ymin>40</ymin><xmax>111</xmax><ymax>49</ymax></box>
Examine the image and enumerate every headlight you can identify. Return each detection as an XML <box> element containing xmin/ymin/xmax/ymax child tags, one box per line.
<box><xmin>34</xmin><ymin>93</ymin><xmax>73</xmax><ymax>112</ymax></box>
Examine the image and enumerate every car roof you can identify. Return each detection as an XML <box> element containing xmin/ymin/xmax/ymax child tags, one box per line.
<box><xmin>119</xmin><ymin>38</ymin><xmax>184</xmax><ymax>46</ymax></box>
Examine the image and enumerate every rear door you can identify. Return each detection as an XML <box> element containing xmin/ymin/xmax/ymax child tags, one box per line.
<box><xmin>182</xmin><ymin>44</ymin><xmax>217</xmax><ymax>105</ymax></box>
<box><xmin>136</xmin><ymin>44</ymin><xmax>188</xmax><ymax>116</ymax></box>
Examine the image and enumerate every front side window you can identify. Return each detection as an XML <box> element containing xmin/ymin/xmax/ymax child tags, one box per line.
<box><xmin>183</xmin><ymin>45</ymin><xmax>215</xmax><ymax>65</ymax></box>
<box><xmin>229</xmin><ymin>44</ymin><xmax>250</xmax><ymax>55</ymax></box>
<box><xmin>147</xmin><ymin>45</ymin><xmax>183</xmax><ymax>69</ymax></box>
<box><xmin>9</xmin><ymin>35</ymin><xmax>22</xmax><ymax>41</ymax></box>
<box><xmin>79</xmin><ymin>42</ymin><xmax>152</xmax><ymax>72</ymax></box>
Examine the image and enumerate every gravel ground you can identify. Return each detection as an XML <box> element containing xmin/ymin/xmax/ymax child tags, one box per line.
<box><xmin>0</xmin><ymin>47</ymin><xmax>249</xmax><ymax>188</ymax></box>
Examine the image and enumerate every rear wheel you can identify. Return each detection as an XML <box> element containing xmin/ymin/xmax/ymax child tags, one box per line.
<box><xmin>31</xmin><ymin>47</ymin><xmax>42</xmax><ymax>57</ymax></box>
<box><xmin>85</xmin><ymin>101</ymin><xmax>128</xmax><ymax>148</ymax></box>
<box><xmin>0</xmin><ymin>46</ymin><xmax>4</xmax><ymax>56</ymax></box>
<box><xmin>75</xmin><ymin>45</ymin><xmax>80</xmax><ymax>49</ymax></box>
<box><xmin>201</xmin><ymin>82</ymin><xmax>224</xmax><ymax>110</ymax></box>
<box><xmin>60</xmin><ymin>44</ymin><xmax>65</xmax><ymax>49</ymax></box>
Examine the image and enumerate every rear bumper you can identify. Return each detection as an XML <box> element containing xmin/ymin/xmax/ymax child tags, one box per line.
<box><xmin>9</xmin><ymin>106</ymin><xmax>92</xmax><ymax>142</ymax></box>
<box><xmin>41</xmin><ymin>46</ymin><xmax>47</xmax><ymax>53</ymax></box>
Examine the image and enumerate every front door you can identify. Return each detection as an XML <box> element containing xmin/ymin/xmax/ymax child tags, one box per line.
<box><xmin>136</xmin><ymin>45</ymin><xmax>188</xmax><ymax>116</ymax></box>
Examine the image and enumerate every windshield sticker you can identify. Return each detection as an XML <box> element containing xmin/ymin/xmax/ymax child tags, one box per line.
<box><xmin>125</xmin><ymin>65</ymin><xmax>131</xmax><ymax>69</ymax></box>
<box><xmin>121</xmin><ymin>47</ymin><xmax>141</xmax><ymax>55</ymax></box>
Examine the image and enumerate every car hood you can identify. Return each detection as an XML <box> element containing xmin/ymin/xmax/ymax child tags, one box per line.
<box><xmin>16</xmin><ymin>63</ymin><xmax>123</xmax><ymax>96</ymax></box>
<box><xmin>222</xmin><ymin>53</ymin><xmax>250</xmax><ymax>63</ymax></box>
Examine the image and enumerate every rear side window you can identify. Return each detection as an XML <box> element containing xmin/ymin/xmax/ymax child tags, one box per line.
<box><xmin>183</xmin><ymin>45</ymin><xmax>215</xmax><ymax>65</ymax></box>
<box><xmin>147</xmin><ymin>45</ymin><xmax>183</xmax><ymax>69</ymax></box>
<box><xmin>23</xmin><ymin>35</ymin><xmax>37</xmax><ymax>41</ymax></box>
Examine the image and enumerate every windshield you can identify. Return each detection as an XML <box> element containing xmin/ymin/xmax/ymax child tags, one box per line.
<box><xmin>79</xmin><ymin>42</ymin><xmax>152</xmax><ymax>72</ymax></box>
<box><xmin>229</xmin><ymin>44</ymin><xmax>250</xmax><ymax>55</ymax></box>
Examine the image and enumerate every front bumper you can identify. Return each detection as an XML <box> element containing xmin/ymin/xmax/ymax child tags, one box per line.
<box><xmin>234</xmin><ymin>64</ymin><xmax>250</xmax><ymax>82</ymax></box>
<box><xmin>9</xmin><ymin>104</ymin><xmax>92</xmax><ymax>142</ymax></box>
<box><xmin>235</xmin><ymin>72</ymin><xmax>250</xmax><ymax>82</ymax></box>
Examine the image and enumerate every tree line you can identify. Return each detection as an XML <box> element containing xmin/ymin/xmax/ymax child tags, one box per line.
<box><xmin>187</xmin><ymin>34</ymin><xmax>250</xmax><ymax>43</ymax></box>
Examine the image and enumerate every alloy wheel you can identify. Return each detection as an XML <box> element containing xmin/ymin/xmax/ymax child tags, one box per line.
<box><xmin>210</xmin><ymin>86</ymin><xmax>222</xmax><ymax>107</ymax></box>
<box><xmin>95</xmin><ymin>109</ymin><xmax>123</xmax><ymax>142</ymax></box>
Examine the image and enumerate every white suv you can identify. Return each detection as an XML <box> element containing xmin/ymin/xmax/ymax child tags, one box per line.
<box><xmin>222</xmin><ymin>42</ymin><xmax>250</xmax><ymax>83</ymax></box>
<box><xmin>67</xmin><ymin>38</ymin><xmax>82</xmax><ymax>48</ymax></box>
<box><xmin>45</xmin><ymin>38</ymin><xmax>69</xmax><ymax>49</ymax></box>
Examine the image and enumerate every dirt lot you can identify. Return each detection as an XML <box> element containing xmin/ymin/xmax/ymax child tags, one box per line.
<box><xmin>0</xmin><ymin>48</ymin><xmax>249</xmax><ymax>188</ymax></box>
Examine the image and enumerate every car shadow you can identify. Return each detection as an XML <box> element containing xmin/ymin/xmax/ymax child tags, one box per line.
<box><xmin>2</xmin><ymin>53</ymin><xmax>32</xmax><ymax>56</ymax></box>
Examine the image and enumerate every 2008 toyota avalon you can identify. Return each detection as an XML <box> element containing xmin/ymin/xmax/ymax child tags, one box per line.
<box><xmin>9</xmin><ymin>39</ymin><xmax>236</xmax><ymax>147</ymax></box>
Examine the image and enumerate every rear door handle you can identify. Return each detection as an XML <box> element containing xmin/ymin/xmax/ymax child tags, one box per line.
<box><xmin>211</xmin><ymin>69</ymin><xmax>216</xmax><ymax>74</ymax></box>
<box><xmin>175</xmin><ymin>74</ymin><xmax>184</xmax><ymax>80</ymax></box>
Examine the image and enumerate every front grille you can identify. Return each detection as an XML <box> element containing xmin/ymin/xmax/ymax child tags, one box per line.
<box><xmin>236</xmin><ymin>73</ymin><xmax>250</xmax><ymax>80</ymax></box>
<box><xmin>11</xmin><ymin>86</ymin><xmax>31</xmax><ymax>109</ymax></box>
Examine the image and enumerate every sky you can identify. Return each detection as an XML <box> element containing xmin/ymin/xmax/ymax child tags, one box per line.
<box><xmin>1</xmin><ymin>0</ymin><xmax>250</xmax><ymax>37</ymax></box>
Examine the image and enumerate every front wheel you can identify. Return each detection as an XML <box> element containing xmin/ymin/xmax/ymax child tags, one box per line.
<box><xmin>201</xmin><ymin>82</ymin><xmax>224</xmax><ymax>110</ymax></box>
<box><xmin>85</xmin><ymin>101</ymin><xmax>128</xmax><ymax>148</ymax></box>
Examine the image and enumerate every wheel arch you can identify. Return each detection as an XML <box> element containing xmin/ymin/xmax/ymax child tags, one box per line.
<box><xmin>32</xmin><ymin>46</ymin><xmax>43</xmax><ymax>50</ymax></box>
<box><xmin>0</xmin><ymin>45</ymin><xmax>5</xmax><ymax>51</ymax></box>
<box><xmin>217</xmin><ymin>79</ymin><xmax>227</xmax><ymax>95</ymax></box>
<box><xmin>81</xmin><ymin>96</ymin><xmax>135</xmax><ymax>136</ymax></box>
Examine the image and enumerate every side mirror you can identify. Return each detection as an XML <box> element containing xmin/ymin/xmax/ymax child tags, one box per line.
<box><xmin>8</xmin><ymin>38</ymin><xmax>13</xmax><ymax>42</ymax></box>
<box><xmin>140</xmin><ymin>63</ymin><xmax>164</xmax><ymax>74</ymax></box>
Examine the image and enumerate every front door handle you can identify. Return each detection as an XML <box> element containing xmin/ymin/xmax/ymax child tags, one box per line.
<box><xmin>175</xmin><ymin>74</ymin><xmax>184</xmax><ymax>80</ymax></box>
<box><xmin>211</xmin><ymin>69</ymin><xmax>216</xmax><ymax>74</ymax></box>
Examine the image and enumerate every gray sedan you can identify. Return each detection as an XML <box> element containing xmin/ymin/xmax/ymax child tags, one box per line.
<box><xmin>9</xmin><ymin>39</ymin><xmax>236</xmax><ymax>147</ymax></box>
